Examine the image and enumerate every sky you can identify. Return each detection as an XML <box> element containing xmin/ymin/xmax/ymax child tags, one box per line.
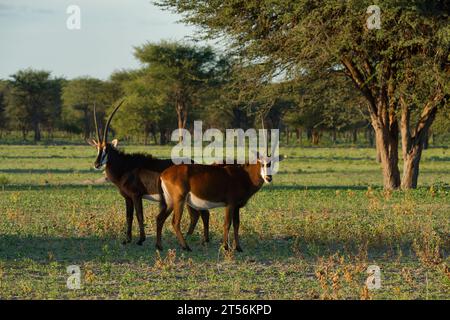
<box><xmin>0</xmin><ymin>0</ymin><xmax>200</xmax><ymax>80</ymax></box>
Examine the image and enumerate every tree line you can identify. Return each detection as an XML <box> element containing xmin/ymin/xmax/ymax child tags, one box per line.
<box><xmin>0</xmin><ymin>41</ymin><xmax>378</xmax><ymax>146</ymax></box>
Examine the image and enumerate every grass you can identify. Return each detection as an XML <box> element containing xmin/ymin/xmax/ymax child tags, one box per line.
<box><xmin>0</xmin><ymin>145</ymin><xmax>449</xmax><ymax>299</ymax></box>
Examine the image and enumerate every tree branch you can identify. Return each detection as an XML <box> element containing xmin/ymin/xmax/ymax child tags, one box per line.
<box><xmin>341</xmin><ymin>56</ymin><xmax>377</xmax><ymax>116</ymax></box>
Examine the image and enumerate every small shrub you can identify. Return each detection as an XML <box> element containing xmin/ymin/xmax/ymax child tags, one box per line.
<box><xmin>0</xmin><ymin>175</ymin><xmax>10</xmax><ymax>186</ymax></box>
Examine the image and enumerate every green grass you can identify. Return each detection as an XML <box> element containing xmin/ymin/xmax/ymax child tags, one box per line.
<box><xmin>0</xmin><ymin>145</ymin><xmax>449</xmax><ymax>299</ymax></box>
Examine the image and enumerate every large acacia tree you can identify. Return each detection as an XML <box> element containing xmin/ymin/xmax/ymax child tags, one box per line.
<box><xmin>157</xmin><ymin>0</ymin><xmax>450</xmax><ymax>189</ymax></box>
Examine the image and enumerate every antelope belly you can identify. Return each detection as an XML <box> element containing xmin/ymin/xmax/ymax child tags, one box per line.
<box><xmin>187</xmin><ymin>193</ymin><xmax>225</xmax><ymax>210</ymax></box>
<box><xmin>143</xmin><ymin>194</ymin><xmax>160</xmax><ymax>202</ymax></box>
<box><xmin>160</xmin><ymin>181</ymin><xmax>172</xmax><ymax>207</ymax></box>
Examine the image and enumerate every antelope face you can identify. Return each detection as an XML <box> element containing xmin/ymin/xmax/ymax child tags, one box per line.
<box><xmin>255</xmin><ymin>154</ymin><xmax>272</xmax><ymax>184</ymax></box>
<box><xmin>256</xmin><ymin>153</ymin><xmax>285</xmax><ymax>184</ymax></box>
<box><xmin>94</xmin><ymin>143</ymin><xmax>108</xmax><ymax>170</ymax></box>
<box><xmin>88</xmin><ymin>139</ymin><xmax>118</xmax><ymax>170</ymax></box>
<box><xmin>259</xmin><ymin>159</ymin><xmax>272</xmax><ymax>183</ymax></box>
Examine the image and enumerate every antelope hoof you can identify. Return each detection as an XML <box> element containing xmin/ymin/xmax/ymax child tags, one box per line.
<box><xmin>136</xmin><ymin>239</ymin><xmax>145</xmax><ymax>246</ymax></box>
<box><xmin>183</xmin><ymin>245</ymin><xmax>192</xmax><ymax>252</ymax></box>
<box><xmin>122</xmin><ymin>238</ymin><xmax>132</xmax><ymax>245</ymax></box>
<box><xmin>235</xmin><ymin>246</ymin><xmax>243</xmax><ymax>253</ymax></box>
<box><xmin>155</xmin><ymin>244</ymin><xmax>163</xmax><ymax>251</ymax></box>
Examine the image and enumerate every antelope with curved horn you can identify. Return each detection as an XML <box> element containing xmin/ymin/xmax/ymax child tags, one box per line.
<box><xmin>156</xmin><ymin>150</ymin><xmax>284</xmax><ymax>252</ymax></box>
<box><xmin>88</xmin><ymin>101</ymin><xmax>210</xmax><ymax>245</ymax></box>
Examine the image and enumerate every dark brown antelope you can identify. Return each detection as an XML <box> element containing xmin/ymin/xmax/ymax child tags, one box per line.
<box><xmin>156</xmin><ymin>153</ymin><xmax>284</xmax><ymax>252</ymax></box>
<box><xmin>88</xmin><ymin>101</ymin><xmax>210</xmax><ymax>245</ymax></box>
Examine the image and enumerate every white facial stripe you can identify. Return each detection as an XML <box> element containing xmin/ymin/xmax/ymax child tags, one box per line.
<box><xmin>260</xmin><ymin>161</ymin><xmax>270</xmax><ymax>183</ymax></box>
<box><xmin>100</xmin><ymin>148</ymin><xmax>108</xmax><ymax>165</ymax></box>
<box><xmin>261</xmin><ymin>160</ymin><xmax>270</xmax><ymax>183</ymax></box>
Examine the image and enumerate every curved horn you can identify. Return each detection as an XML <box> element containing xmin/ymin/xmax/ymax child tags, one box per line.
<box><xmin>93</xmin><ymin>103</ymin><xmax>101</xmax><ymax>143</ymax></box>
<box><xmin>103</xmin><ymin>99</ymin><xmax>125</xmax><ymax>143</ymax></box>
<box><xmin>261</xmin><ymin>116</ymin><xmax>270</xmax><ymax>157</ymax></box>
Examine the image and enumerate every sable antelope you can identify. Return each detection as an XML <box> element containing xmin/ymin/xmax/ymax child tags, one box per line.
<box><xmin>156</xmin><ymin>153</ymin><xmax>284</xmax><ymax>252</ymax></box>
<box><xmin>88</xmin><ymin>101</ymin><xmax>210</xmax><ymax>245</ymax></box>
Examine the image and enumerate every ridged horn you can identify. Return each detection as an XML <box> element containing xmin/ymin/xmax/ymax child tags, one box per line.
<box><xmin>103</xmin><ymin>100</ymin><xmax>125</xmax><ymax>143</ymax></box>
<box><xmin>261</xmin><ymin>116</ymin><xmax>270</xmax><ymax>157</ymax></box>
<box><xmin>93</xmin><ymin>103</ymin><xmax>101</xmax><ymax>143</ymax></box>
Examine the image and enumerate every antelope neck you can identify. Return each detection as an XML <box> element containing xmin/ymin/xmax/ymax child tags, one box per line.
<box><xmin>244</xmin><ymin>163</ymin><xmax>264</xmax><ymax>190</ymax></box>
<box><xmin>104</xmin><ymin>147</ymin><xmax>126</xmax><ymax>181</ymax></box>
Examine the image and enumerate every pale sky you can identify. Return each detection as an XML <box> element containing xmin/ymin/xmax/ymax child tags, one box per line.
<box><xmin>0</xmin><ymin>0</ymin><xmax>200</xmax><ymax>80</ymax></box>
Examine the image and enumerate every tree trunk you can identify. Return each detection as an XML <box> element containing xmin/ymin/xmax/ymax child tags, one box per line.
<box><xmin>150</xmin><ymin>125</ymin><xmax>158</xmax><ymax>145</ymax></box>
<box><xmin>402</xmin><ymin>144</ymin><xmax>423</xmax><ymax>189</ymax></box>
<box><xmin>312</xmin><ymin>130</ymin><xmax>320</xmax><ymax>145</ymax></box>
<box><xmin>296</xmin><ymin>128</ymin><xmax>302</xmax><ymax>144</ymax></box>
<box><xmin>373</xmin><ymin>125</ymin><xmax>401</xmax><ymax>189</ymax></box>
<box><xmin>352</xmin><ymin>129</ymin><xmax>358</xmax><ymax>144</ymax></box>
<box><xmin>423</xmin><ymin>131</ymin><xmax>429</xmax><ymax>150</ymax></box>
<box><xmin>400</xmin><ymin>96</ymin><xmax>439</xmax><ymax>189</ymax></box>
<box><xmin>306</xmin><ymin>128</ymin><xmax>312</xmax><ymax>142</ymax></box>
<box><xmin>175</xmin><ymin>97</ymin><xmax>188</xmax><ymax>142</ymax></box>
<box><xmin>331</xmin><ymin>130</ymin><xmax>337</xmax><ymax>144</ymax></box>
<box><xmin>159</xmin><ymin>129</ymin><xmax>167</xmax><ymax>145</ymax></box>
<box><xmin>31</xmin><ymin>111</ymin><xmax>41</xmax><ymax>142</ymax></box>
<box><xmin>143</xmin><ymin>124</ymin><xmax>150</xmax><ymax>146</ymax></box>
<box><xmin>375</xmin><ymin>142</ymin><xmax>382</xmax><ymax>163</ymax></box>
<box><xmin>22</xmin><ymin>127</ymin><xmax>27</xmax><ymax>141</ymax></box>
<box><xmin>33</xmin><ymin>122</ymin><xmax>41</xmax><ymax>142</ymax></box>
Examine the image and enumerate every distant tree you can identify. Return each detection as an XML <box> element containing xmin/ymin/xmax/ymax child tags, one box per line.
<box><xmin>289</xmin><ymin>72</ymin><xmax>367</xmax><ymax>145</ymax></box>
<box><xmin>62</xmin><ymin>77</ymin><xmax>116</xmax><ymax>139</ymax></box>
<box><xmin>134</xmin><ymin>41</ymin><xmax>223</xmax><ymax>140</ymax></box>
<box><xmin>110</xmin><ymin>70</ymin><xmax>176</xmax><ymax>145</ymax></box>
<box><xmin>7</xmin><ymin>69</ymin><xmax>58</xmax><ymax>142</ymax></box>
<box><xmin>42</xmin><ymin>78</ymin><xmax>65</xmax><ymax>138</ymax></box>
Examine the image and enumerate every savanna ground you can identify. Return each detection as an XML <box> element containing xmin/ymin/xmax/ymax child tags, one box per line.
<box><xmin>0</xmin><ymin>144</ymin><xmax>449</xmax><ymax>299</ymax></box>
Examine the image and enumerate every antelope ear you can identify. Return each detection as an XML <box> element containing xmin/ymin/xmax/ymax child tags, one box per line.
<box><xmin>111</xmin><ymin>139</ymin><xmax>119</xmax><ymax>148</ymax></box>
<box><xmin>278</xmin><ymin>155</ymin><xmax>286</xmax><ymax>161</ymax></box>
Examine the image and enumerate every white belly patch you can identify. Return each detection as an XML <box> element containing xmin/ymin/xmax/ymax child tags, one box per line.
<box><xmin>160</xmin><ymin>181</ymin><xmax>172</xmax><ymax>207</ymax></box>
<box><xmin>186</xmin><ymin>192</ymin><xmax>225</xmax><ymax>210</ymax></box>
<box><xmin>143</xmin><ymin>194</ymin><xmax>160</xmax><ymax>202</ymax></box>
